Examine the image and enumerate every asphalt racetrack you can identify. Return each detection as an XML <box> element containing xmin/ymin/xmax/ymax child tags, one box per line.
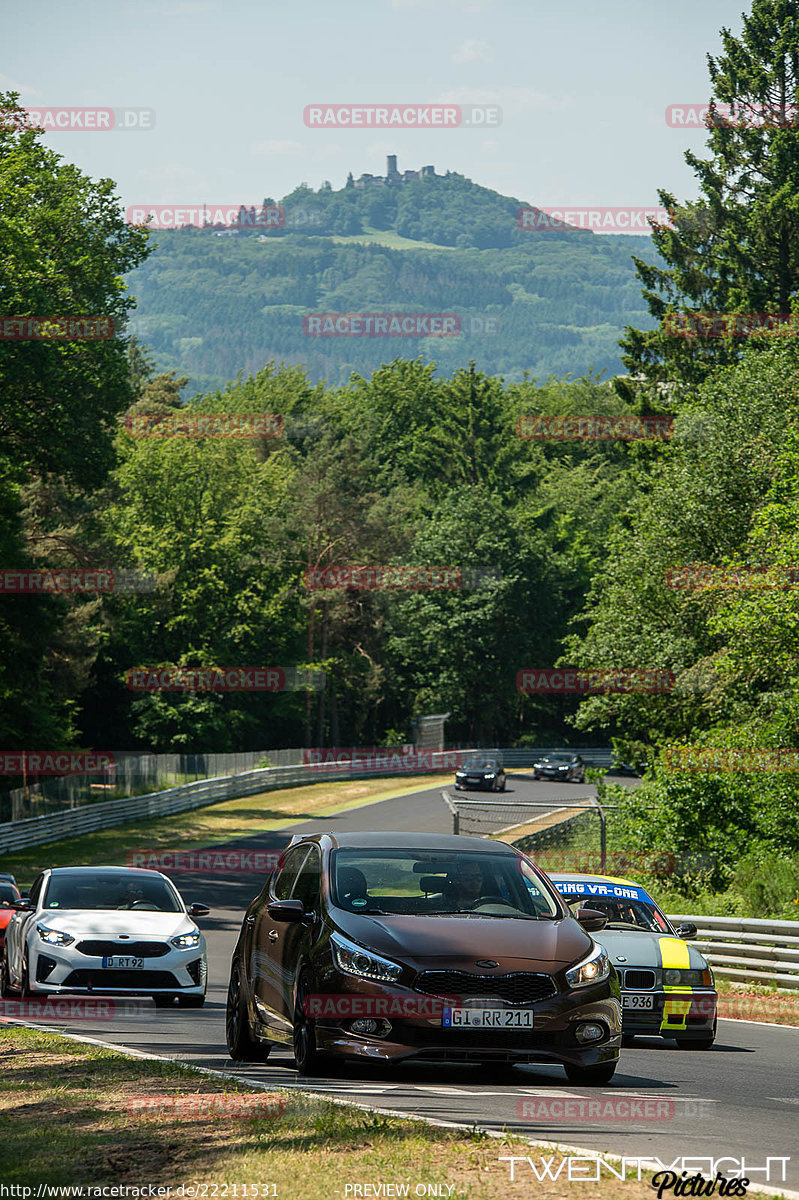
<box><xmin>5</xmin><ymin>775</ymin><xmax>798</xmax><ymax>1194</ymax></box>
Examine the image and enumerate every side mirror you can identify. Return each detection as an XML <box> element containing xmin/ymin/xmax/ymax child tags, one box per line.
<box><xmin>267</xmin><ymin>899</ymin><xmax>309</xmax><ymax>923</ymax></box>
<box><xmin>11</xmin><ymin>898</ymin><xmax>33</xmax><ymax>911</ymax></box>
<box><xmin>187</xmin><ymin>903</ymin><xmax>210</xmax><ymax>917</ymax></box>
<box><xmin>675</xmin><ymin>922</ymin><xmax>697</xmax><ymax>940</ymax></box>
<box><xmin>575</xmin><ymin>906</ymin><xmax>608</xmax><ymax>932</ymax></box>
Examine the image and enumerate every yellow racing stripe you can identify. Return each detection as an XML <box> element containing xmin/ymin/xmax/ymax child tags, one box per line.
<box><xmin>659</xmin><ymin>936</ymin><xmax>692</xmax><ymax>1032</ymax></box>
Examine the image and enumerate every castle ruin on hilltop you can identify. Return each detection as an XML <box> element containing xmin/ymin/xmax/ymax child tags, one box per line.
<box><xmin>348</xmin><ymin>156</ymin><xmax>445</xmax><ymax>188</ymax></box>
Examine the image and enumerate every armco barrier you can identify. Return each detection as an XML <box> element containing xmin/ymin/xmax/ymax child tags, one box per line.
<box><xmin>666</xmin><ymin>914</ymin><xmax>799</xmax><ymax>987</ymax></box>
<box><xmin>0</xmin><ymin>752</ymin><xmax>470</xmax><ymax>856</ymax></box>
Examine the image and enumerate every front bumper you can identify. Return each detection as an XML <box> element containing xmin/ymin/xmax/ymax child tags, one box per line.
<box><xmin>454</xmin><ymin>778</ymin><xmax>494</xmax><ymax>790</ymax></box>
<box><xmin>622</xmin><ymin>989</ymin><xmax>717</xmax><ymax>1038</ymax></box>
<box><xmin>28</xmin><ymin>944</ymin><xmax>207</xmax><ymax>995</ymax></box>
<box><xmin>310</xmin><ymin>976</ymin><xmax>622</xmax><ymax>1066</ymax></box>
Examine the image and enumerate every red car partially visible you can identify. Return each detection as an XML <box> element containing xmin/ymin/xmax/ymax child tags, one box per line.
<box><xmin>0</xmin><ymin>879</ymin><xmax>22</xmax><ymax>960</ymax></box>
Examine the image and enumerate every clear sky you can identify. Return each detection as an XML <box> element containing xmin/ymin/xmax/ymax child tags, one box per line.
<box><xmin>4</xmin><ymin>0</ymin><xmax>744</xmax><ymax>214</ymax></box>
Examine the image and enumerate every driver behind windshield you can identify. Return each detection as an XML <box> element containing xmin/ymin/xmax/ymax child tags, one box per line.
<box><xmin>443</xmin><ymin>862</ymin><xmax>489</xmax><ymax>910</ymax></box>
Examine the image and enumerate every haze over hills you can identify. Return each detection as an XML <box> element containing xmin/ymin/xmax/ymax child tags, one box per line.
<box><xmin>127</xmin><ymin>160</ymin><xmax>663</xmax><ymax>395</ymax></box>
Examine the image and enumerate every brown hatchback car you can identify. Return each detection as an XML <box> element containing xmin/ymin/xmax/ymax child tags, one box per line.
<box><xmin>226</xmin><ymin>832</ymin><xmax>622</xmax><ymax>1081</ymax></box>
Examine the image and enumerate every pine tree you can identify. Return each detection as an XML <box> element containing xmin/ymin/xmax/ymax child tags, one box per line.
<box><xmin>621</xmin><ymin>0</ymin><xmax>799</xmax><ymax>386</ymax></box>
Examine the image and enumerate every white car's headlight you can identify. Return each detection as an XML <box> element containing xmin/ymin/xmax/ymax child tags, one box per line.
<box><xmin>171</xmin><ymin>931</ymin><xmax>202</xmax><ymax>949</ymax></box>
<box><xmin>566</xmin><ymin>943</ymin><xmax>610</xmax><ymax>988</ymax></box>
<box><xmin>331</xmin><ymin>933</ymin><xmax>402</xmax><ymax>982</ymax></box>
<box><xmin>36</xmin><ymin>924</ymin><xmax>74</xmax><ymax>946</ymax></box>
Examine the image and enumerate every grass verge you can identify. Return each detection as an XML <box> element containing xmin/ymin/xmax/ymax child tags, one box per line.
<box><xmin>0</xmin><ymin>1026</ymin><xmax>663</xmax><ymax>1198</ymax></box>
<box><xmin>0</xmin><ymin>773</ymin><xmax>450</xmax><ymax>884</ymax></box>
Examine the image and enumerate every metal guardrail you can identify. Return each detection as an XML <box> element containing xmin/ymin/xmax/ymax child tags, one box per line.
<box><xmin>0</xmin><ymin>752</ymin><xmax>468</xmax><ymax>856</ymax></box>
<box><xmin>666</xmin><ymin>914</ymin><xmax>799</xmax><ymax>987</ymax></box>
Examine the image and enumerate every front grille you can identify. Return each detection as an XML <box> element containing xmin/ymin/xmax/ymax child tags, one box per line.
<box><xmin>62</xmin><ymin>969</ymin><xmax>179</xmax><ymax>989</ymax></box>
<box><xmin>415</xmin><ymin>971</ymin><xmax>557</xmax><ymax>1005</ymax></box>
<box><xmin>623</xmin><ymin>970</ymin><xmax>656</xmax><ymax>990</ymax></box>
<box><xmin>75</xmin><ymin>940</ymin><xmax>170</xmax><ymax>958</ymax></box>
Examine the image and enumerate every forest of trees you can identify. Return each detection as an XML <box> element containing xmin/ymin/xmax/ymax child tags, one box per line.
<box><xmin>3</xmin><ymin>0</ymin><xmax>799</xmax><ymax>914</ymax></box>
<box><xmin>127</xmin><ymin>192</ymin><xmax>659</xmax><ymax>394</ymax></box>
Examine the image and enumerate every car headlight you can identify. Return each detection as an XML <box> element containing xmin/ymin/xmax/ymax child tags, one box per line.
<box><xmin>485</xmin><ymin>773</ymin><xmax>495</xmax><ymax>779</ymax></box>
<box><xmin>663</xmin><ymin>968</ymin><xmax>706</xmax><ymax>986</ymax></box>
<box><xmin>331</xmin><ymin>933</ymin><xmax>402</xmax><ymax>982</ymax></box>
<box><xmin>566</xmin><ymin>943</ymin><xmax>610</xmax><ymax>988</ymax></box>
<box><xmin>171</xmin><ymin>931</ymin><xmax>202</xmax><ymax>949</ymax></box>
<box><xmin>36</xmin><ymin>924</ymin><xmax>74</xmax><ymax>946</ymax></box>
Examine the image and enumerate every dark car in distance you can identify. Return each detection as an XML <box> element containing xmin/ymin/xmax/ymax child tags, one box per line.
<box><xmin>226</xmin><ymin>832</ymin><xmax>622</xmax><ymax>1082</ymax></box>
<box><xmin>532</xmin><ymin>752</ymin><xmax>586</xmax><ymax>783</ymax></box>
<box><xmin>454</xmin><ymin>757</ymin><xmax>506</xmax><ymax>792</ymax></box>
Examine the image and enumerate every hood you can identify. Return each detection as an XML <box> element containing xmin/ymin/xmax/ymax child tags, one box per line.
<box><xmin>35</xmin><ymin>910</ymin><xmax>197</xmax><ymax>940</ymax></box>
<box><xmin>596</xmin><ymin>929</ymin><xmax>709</xmax><ymax>972</ymax></box>
<box><xmin>332</xmin><ymin>911</ymin><xmax>593</xmax><ymax>970</ymax></box>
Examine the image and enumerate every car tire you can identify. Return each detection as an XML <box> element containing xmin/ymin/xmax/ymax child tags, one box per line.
<box><xmin>0</xmin><ymin>954</ymin><xmax>15</xmax><ymax>998</ymax></box>
<box><xmin>226</xmin><ymin>961</ymin><xmax>270</xmax><ymax>1061</ymax></box>
<box><xmin>621</xmin><ymin>1034</ymin><xmax>636</xmax><ymax>1047</ymax></box>
<box><xmin>500</xmin><ymin>778</ymin><xmax>506</xmax><ymax>792</ymax></box>
<box><xmin>19</xmin><ymin>956</ymin><xmax>31</xmax><ymax>999</ymax></box>
<box><xmin>152</xmin><ymin>994</ymin><xmax>176</xmax><ymax>1008</ymax></box>
<box><xmin>293</xmin><ymin>971</ymin><xmax>326</xmax><ymax>1076</ymax></box>
<box><xmin>563</xmin><ymin>1060</ymin><xmax>618</xmax><ymax>1086</ymax></box>
<box><xmin>178</xmin><ymin>993</ymin><xmax>205</xmax><ymax>1008</ymax></box>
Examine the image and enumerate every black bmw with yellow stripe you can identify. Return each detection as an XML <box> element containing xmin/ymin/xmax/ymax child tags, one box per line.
<box><xmin>548</xmin><ymin>874</ymin><xmax>717</xmax><ymax>1049</ymax></box>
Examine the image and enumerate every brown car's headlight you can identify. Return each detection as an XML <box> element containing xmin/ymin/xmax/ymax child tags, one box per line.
<box><xmin>566</xmin><ymin>943</ymin><xmax>610</xmax><ymax>988</ymax></box>
<box><xmin>331</xmin><ymin>933</ymin><xmax>402</xmax><ymax>983</ymax></box>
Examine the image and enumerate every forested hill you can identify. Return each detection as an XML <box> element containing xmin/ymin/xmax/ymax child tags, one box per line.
<box><xmin>127</xmin><ymin>171</ymin><xmax>662</xmax><ymax>394</ymax></box>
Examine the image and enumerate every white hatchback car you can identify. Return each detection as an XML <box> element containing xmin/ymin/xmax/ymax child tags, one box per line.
<box><xmin>1</xmin><ymin>865</ymin><xmax>209</xmax><ymax>1007</ymax></box>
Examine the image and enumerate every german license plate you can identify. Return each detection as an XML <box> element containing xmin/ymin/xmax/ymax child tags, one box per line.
<box><xmin>443</xmin><ymin>1007</ymin><xmax>534</xmax><ymax>1028</ymax></box>
<box><xmin>102</xmin><ymin>956</ymin><xmax>144</xmax><ymax>969</ymax></box>
<box><xmin>466</xmin><ymin>777</ymin><xmax>481</xmax><ymax>784</ymax></box>
<box><xmin>623</xmin><ymin>993</ymin><xmax>654</xmax><ymax>1009</ymax></box>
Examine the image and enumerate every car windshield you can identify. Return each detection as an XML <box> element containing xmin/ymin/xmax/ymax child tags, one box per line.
<box><xmin>567</xmin><ymin>896</ymin><xmax>670</xmax><ymax>933</ymax></box>
<box><xmin>42</xmin><ymin>873</ymin><xmax>182</xmax><ymax>912</ymax></box>
<box><xmin>0</xmin><ymin>883</ymin><xmax>19</xmax><ymax>904</ymax></box>
<box><xmin>332</xmin><ymin>849</ymin><xmax>561</xmax><ymax>919</ymax></box>
<box><xmin>462</xmin><ymin>759</ymin><xmax>497</xmax><ymax>770</ymax></box>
